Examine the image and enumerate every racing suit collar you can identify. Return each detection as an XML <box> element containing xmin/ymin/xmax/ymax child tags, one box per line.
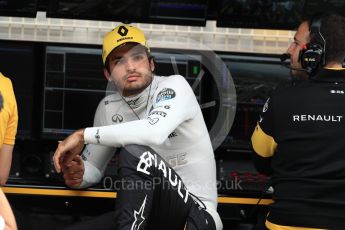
<box><xmin>122</xmin><ymin>76</ymin><xmax>156</xmax><ymax>108</ymax></box>
<box><xmin>312</xmin><ymin>68</ymin><xmax>345</xmax><ymax>83</ymax></box>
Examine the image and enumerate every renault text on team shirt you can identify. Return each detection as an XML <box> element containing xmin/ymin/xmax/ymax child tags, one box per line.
<box><xmin>292</xmin><ymin>114</ymin><xmax>343</xmax><ymax>122</ymax></box>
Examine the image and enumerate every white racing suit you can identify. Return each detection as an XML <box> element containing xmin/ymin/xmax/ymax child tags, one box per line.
<box><xmin>78</xmin><ymin>75</ymin><xmax>222</xmax><ymax>230</ymax></box>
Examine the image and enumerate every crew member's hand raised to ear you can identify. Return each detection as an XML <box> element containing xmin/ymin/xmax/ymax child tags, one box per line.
<box><xmin>53</xmin><ymin>129</ymin><xmax>85</xmax><ymax>173</ymax></box>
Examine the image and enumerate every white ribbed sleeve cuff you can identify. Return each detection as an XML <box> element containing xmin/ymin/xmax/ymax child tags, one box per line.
<box><xmin>84</xmin><ymin>127</ymin><xmax>99</xmax><ymax>145</ymax></box>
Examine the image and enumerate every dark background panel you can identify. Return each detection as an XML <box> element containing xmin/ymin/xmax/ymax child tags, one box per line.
<box><xmin>0</xmin><ymin>41</ymin><xmax>38</xmax><ymax>139</ymax></box>
<box><xmin>1</xmin><ymin>0</ymin><xmax>344</xmax><ymax>29</ymax></box>
<box><xmin>0</xmin><ymin>0</ymin><xmax>37</xmax><ymax>17</ymax></box>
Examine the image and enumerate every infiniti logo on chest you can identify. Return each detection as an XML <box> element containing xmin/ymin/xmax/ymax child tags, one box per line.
<box><xmin>112</xmin><ymin>114</ymin><xmax>124</xmax><ymax>123</ymax></box>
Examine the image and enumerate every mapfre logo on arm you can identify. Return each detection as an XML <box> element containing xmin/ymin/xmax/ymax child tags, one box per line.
<box><xmin>156</xmin><ymin>88</ymin><xmax>176</xmax><ymax>104</ymax></box>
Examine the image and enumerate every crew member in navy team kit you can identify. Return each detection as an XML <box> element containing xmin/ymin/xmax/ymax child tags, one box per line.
<box><xmin>251</xmin><ymin>13</ymin><xmax>345</xmax><ymax>230</ymax></box>
<box><xmin>53</xmin><ymin>24</ymin><xmax>222</xmax><ymax>230</ymax></box>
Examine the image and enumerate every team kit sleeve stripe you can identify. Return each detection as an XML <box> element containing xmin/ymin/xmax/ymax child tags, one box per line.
<box><xmin>251</xmin><ymin>123</ymin><xmax>277</xmax><ymax>157</ymax></box>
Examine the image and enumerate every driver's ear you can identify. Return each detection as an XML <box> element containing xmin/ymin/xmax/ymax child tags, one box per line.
<box><xmin>149</xmin><ymin>57</ymin><xmax>155</xmax><ymax>72</ymax></box>
<box><xmin>104</xmin><ymin>68</ymin><xmax>111</xmax><ymax>81</ymax></box>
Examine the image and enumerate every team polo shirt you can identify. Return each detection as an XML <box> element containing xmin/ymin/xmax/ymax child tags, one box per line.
<box><xmin>252</xmin><ymin>68</ymin><xmax>345</xmax><ymax>229</ymax></box>
<box><xmin>0</xmin><ymin>73</ymin><xmax>18</xmax><ymax>149</ymax></box>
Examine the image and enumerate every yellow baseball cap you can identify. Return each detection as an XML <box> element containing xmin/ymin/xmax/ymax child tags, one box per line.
<box><xmin>102</xmin><ymin>24</ymin><xmax>150</xmax><ymax>64</ymax></box>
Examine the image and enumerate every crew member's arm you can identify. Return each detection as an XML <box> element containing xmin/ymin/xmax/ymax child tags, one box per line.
<box><xmin>251</xmin><ymin>97</ymin><xmax>277</xmax><ymax>175</ymax></box>
<box><xmin>0</xmin><ymin>145</ymin><xmax>15</xmax><ymax>186</ymax></box>
<box><xmin>0</xmin><ymin>79</ymin><xmax>18</xmax><ymax>185</ymax></box>
<box><xmin>251</xmin><ymin>124</ymin><xmax>276</xmax><ymax>175</ymax></box>
<box><xmin>0</xmin><ymin>188</ymin><xmax>17</xmax><ymax>230</ymax></box>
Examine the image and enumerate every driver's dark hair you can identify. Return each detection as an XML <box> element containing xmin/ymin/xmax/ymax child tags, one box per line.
<box><xmin>306</xmin><ymin>13</ymin><xmax>345</xmax><ymax>64</ymax></box>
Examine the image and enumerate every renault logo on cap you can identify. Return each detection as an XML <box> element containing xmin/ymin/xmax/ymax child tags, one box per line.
<box><xmin>118</xmin><ymin>26</ymin><xmax>128</xmax><ymax>36</ymax></box>
<box><xmin>112</xmin><ymin>114</ymin><xmax>124</xmax><ymax>123</ymax></box>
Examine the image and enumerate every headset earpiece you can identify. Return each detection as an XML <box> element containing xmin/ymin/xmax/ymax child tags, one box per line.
<box><xmin>300</xmin><ymin>43</ymin><xmax>323</xmax><ymax>73</ymax></box>
<box><xmin>299</xmin><ymin>16</ymin><xmax>325</xmax><ymax>75</ymax></box>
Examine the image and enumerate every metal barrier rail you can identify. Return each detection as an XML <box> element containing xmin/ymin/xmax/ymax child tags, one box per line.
<box><xmin>2</xmin><ymin>185</ymin><xmax>272</xmax><ymax>205</ymax></box>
